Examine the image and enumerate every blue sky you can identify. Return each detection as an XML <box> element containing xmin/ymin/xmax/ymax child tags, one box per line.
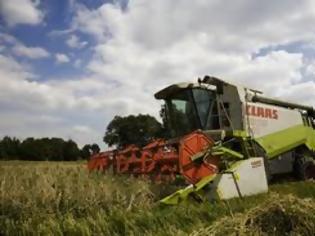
<box><xmin>0</xmin><ymin>0</ymin><xmax>315</xmax><ymax>147</ymax></box>
<box><xmin>1</xmin><ymin>1</ymin><xmax>100</xmax><ymax>79</ymax></box>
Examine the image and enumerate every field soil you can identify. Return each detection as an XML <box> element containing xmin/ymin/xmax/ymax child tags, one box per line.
<box><xmin>1</xmin><ymin>161</ymin><xmax>315</xmax><ymax>235</ymax></box>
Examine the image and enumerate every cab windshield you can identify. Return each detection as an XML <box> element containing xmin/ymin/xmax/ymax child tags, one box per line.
<box><xmin>165</xmin><ymin>88</ymin><xmax>219</xmax><ymax>137</ymax></box>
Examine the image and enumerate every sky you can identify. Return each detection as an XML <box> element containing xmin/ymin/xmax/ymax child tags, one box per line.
<box><xmin>1</xmin><ymin>0</ymin><xmax>315</xmax><ymax>148</ymax></box>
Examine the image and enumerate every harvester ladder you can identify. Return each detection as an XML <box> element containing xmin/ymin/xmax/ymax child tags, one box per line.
<box><xmin>243</xmin><ymin>138</ymin><xmax>257</xmax><ymax>158</ymax></box>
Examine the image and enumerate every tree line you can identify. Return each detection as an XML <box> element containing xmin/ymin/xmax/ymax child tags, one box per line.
<box><xmin>0</xmin><ymin>136</ymin><xmax>100</xmax><ymax>161</ymax></box>
<box><xmin>0</xmin><ymin>113</ymin><xmax>168</xmax><ymax>161</ymax></box>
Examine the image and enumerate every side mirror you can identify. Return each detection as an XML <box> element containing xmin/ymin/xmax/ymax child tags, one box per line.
<box><xmin>160</xmin><ymin>104</ymin><xmax>167</xmax><ymax>122</ymax></box>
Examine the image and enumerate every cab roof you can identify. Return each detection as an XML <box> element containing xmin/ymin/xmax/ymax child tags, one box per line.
<box><xmin>154</xmin><ymin>75</ymin><xmax>263</xmax><ymax>100</ymax></box>
<box><xmin>154</xmin><ymin>83</ymin><xmax>209</xmax><ymax>99</ymax></box>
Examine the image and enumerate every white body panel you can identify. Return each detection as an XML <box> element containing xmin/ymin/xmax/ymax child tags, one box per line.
<box><xmin>244</xmin><ymin>102</ymin><xmax>303</xmax><ymax>138</ymax></box>
<box><xmin>207</xmin><ymin>158</ymin><xmax>268</xmax><ymax>200</ymax></box>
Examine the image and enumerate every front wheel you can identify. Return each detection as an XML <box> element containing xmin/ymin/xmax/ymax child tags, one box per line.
<box><xmin>294</xmin><ymin>155</ymin><xmax>315</xmax><ymax>180</ymax></box>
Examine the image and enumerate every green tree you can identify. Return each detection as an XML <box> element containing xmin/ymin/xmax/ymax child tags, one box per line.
<box><xmin>49</xmin><ymin>138</ymin><xmax>67</xmax><ymax>161</ymax></box>
<box><xmin>19</xmin><ymin>138</ymin><xmax>43</xmax><ymax>161</ymax></box>
<box><xmin>103</xmin><ymin>114</ymin><xmax>164</xmax><ymax>148</ymax></box>
<box><xmin>63</xmin><ymin>140</ymin><xmax>80</xmax><ymax>161</ymax></box>
<box><xmin>0</xmin><ymin>136</ymin><xmax>88</xmax><ymax>161</ymax></box>
<box><xmin>81</xmin><ymin>144</ymin><xmax>92</xmax><ymax>159</ymax></box>
<box><xmin>91</xmin><ymin>143</ymin><xmax>100</xmax><ymax>154</ymax></box>
<box><xmin>0</xmin><ymin>136</ymin><xmax>21</xmax><ymax>160</ymax></box>
<box><xmin>19</xmin><ymin>137</ymin><xmax>81</xmax><ymax>161</ymax></box>
<box><xmin>80</xmin><ymin>143</ymin><xmax>100</xmax><ymax>159</ymax></box>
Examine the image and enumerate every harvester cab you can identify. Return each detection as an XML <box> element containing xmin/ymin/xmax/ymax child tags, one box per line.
<box><xmin>88</xmin><ymin>75</ymin><xmax>315</xmax><ymax>205</ymax></box>
<box><xmin>154</xmin><ymin>76</ymin><xmax>243</xmax><ymax>140</ymax></box>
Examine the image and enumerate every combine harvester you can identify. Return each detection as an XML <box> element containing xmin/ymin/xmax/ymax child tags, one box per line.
<box><xmin>88</xmin><ymin>76</ymin><xmax>315</xmax><ymax>204</ymax></box>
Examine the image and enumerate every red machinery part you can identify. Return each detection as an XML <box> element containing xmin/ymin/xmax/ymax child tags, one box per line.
<box><xmin>87</xmin><ymin>131</ymin><xmax>219</xmax><ymax>184</ymax></box>
<box><xmin>179</xmin><ymin>131</ymin><xmax>219</xmax><ymax>184</ymax></box>
<box><xmin>149</xmin><ymin>140</ymin><xmax>179</xmax><ymax>182</ymax></box>
<box><xmin>115</xmin><ymin>145</ymin><xmax>140</xmax><ymax>174</ymax></box>
<box><xmin>88</xmin><ymin>140</ymin><xmax>179</xmax><ymax>182</ymax></box>
<box><xmin>87</xmin><ymin>151</ymin><xmax>113</xmax><ymax>172</ymax></box>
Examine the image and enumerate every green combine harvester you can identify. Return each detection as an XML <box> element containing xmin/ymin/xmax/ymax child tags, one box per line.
<box><xmin>155</xmin><ymin>76</ymin><xmax>315</xmax><ymax>204</ymax></box>
<box><xmin>89</xmin><ymin>75</ymin><xmax>315</xmax><ymax>205</ymax></box>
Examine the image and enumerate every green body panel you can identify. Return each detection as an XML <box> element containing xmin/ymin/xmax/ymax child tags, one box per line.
<box><xmin>161</xmin><ymin>125</ymin><xmax>315</xmax><ymax>205</ymax></box>
<box><xmin>255</xmin><ymin>124</ymin><xmax>315</xmax><ymax>158</ymax></box>
<box><xmin>211</xmin><ymin>146</ymin><xmax>244</xmax><ymax>159</ymax></box>
<box><xmin>160</xmin><ymin>174</ymin><xmax>217</xmax><ymax>205</ymax></box>
<box><xmin>191</xmin><ymin>144</ymin><xmax>244</xmax><ymax>162</ymax></box>
<box><xmin>233</xmin><ymin>130</ymin><xmax>249</xmax><ymax>138</ymax></box>
<box><xmin>160</xmin><ymin>158</ymin><xmax>246</xmax><ymax>205</ymax></box>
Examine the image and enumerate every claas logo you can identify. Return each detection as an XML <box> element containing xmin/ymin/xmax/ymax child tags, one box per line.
<box><xmin>246</xmin><ymin>105</ymin><xmax>278</xmax><ymax>120</ymax></box>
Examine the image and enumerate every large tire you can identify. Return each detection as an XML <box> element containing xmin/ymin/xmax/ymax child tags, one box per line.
<box><xmin>294</xmin><ymin>155</ymin><xmax>315</xmax><ymax>180</ymax></box>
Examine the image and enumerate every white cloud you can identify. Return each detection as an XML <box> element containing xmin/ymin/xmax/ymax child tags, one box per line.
<box><xmin>55</xmin><ymin>53</ymin><xmax>70</xmax><ymax>64</ymax></box>
<box><xmin>73</xmin><ymin>0</ymin><xmax>315</xmax><ymax>104</ymax></box>
<box><xmin>0</xmin><ymin>0</ymin><xmax>44</xmax><ymax>27</ymax></box>
<box><xmin>2</xmin><ymin>0</ymin><xmax>315</xmax><ymax>148</ymax></box>
<box><xmin>74</xmin><ymin>59</ymin><xmax>82</xmax><ymax>68</ymax></box>
<box><xmin>68</xmin><ymin>0</ymin><xmax>315</xmax><ymax>130</ymax></box>
<box><xmin>0</xmin><ymin>54</ymin><xmax>112</xmax><ymax>146</ymax></box>
<box><xmin>73</xmin><ymin>0</ymin><xmax>315</xmax><ymax>49</ymax></box>
<box><xmin>273</xmin><ymin>81</ymin><xmax>315</xmax><ymax>108</ymax></box>
<box><xmin>72</xmin><ymin>4</ymin><xmax>113</xmax><ymax>41</ymax></box>
<box><xmin>66</xmin><ymin>35</ymin><xmax>88</xmax><ymax>49</ymax></box>
<box><xmin>12</xmin><ymin>44</ymin><xmax>50</xmax><ymax>59</ymax></box>
<box><xmin>0</xmin><ymin>54</ymin><xmax>34</xmax><ymax>86</ymax></box>
<box><xmin>1</xmin><ymin>33</ymin><xmax>50</xmax><ymax>59</ymax></box>
<box><xmin>224</xmin><ymin>51</ymin><xmax>304</xmax><ymax>94</ymax></box>
<box><xmin>305</xmin><ymin>60</ymin><xmax>315</xmax><ymax>77</ymax></box>
<box><xmin>0</xmin><ymin>32</ymin><xmax>18</xmax><ymax>45</ymax></box>
<box><xmin>48</xmin><ymin>28</ymin><xmax>75</xmax><ymax>37</ymax></box>
<box><xmin>73</xmin><ymin>125</ymin><xmax>92</xmax><ymax>133</ymax></box>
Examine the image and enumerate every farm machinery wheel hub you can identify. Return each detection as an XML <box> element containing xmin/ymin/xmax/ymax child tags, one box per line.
<box><xmin>179</xmin><ymin>131</ymin><xmax>219</xmax><ymax>184</ymax></box>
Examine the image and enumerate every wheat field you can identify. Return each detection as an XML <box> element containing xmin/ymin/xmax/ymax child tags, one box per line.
<box><xmin>1</xmin><ymin>161</ymin><xmax>315</xmax><ymax>235</ymax></box>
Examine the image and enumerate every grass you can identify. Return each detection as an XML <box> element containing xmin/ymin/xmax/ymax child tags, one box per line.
<box><xmin>0</xmin><ymin>161</ymin><xmax>315</xmax><ymax>235</ymax></box>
